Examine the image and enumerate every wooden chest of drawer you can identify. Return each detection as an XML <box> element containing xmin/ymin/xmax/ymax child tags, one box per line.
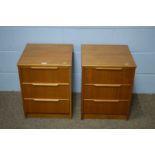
<box><xmin>17</xmin><ymin>44</ymin><xmax>73</xmax><ymax>118</ymax></box>
<box><xmin>81</xmin><ymin>45</ymin><xmax>136</xmax><ymax>119</ymax></box>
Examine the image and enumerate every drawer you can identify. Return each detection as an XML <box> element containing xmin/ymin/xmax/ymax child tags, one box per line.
<box><xmin>83</xmin><ymin>84</ymin><xmax>132</xmax><ymax>100</ymax></box>
<box><xmin>24</xmin><ymin>99</ymin><xmax>70</xmax><ymax>114</ymax></box>
<box><xmin>22</xmin><ymin>83</ymin><xmax>70</xmax><ymax>99</ymax></box>
<box><xmin>83</xmin><ymin>99</ymin><xmax>129</xmax><ymax>115</ymax></box>
<box><xmin>20</xmin><ymin>66</ymin><xmax>70</xmax><ymax>83</ymax></box>
<box><xmin>83</xmin><ymin>67</ymin><xmax>135</xmax><ymax>84</ymax></box>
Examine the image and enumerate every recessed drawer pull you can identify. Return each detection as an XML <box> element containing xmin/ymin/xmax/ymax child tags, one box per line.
<box><xmin>95</xmin><ymin>67</ymin><xmax>123</xmax><ymax>71</ymax></box>
<box><xmin>93</xmin><ymin>84</ymin><xmax>121</xmax><ymax>87</ymax></box>
<box><xmin>32</xmin><ymin>83</ymin><xmax>59</xmax><ymax>86</ymax></box>
<box><xmin>22</xmin><ymin>82</ymin><xmax>69</xmax><ymax>86</ymax></box>
<box><xmin>33</xmin><ymin>98</ymin><xmax>60</xmax><ymax>102</ymax></box>
<box><xmin>93</xmin><ymin>99</ymin><xmax>120</xmax><ymax>103</ymax></box>
<box><xmin>24</xmin><ymin>98</ymin><xmax>69</xmax><ymax>101</ymax></box>
<box><xmin>30</xmin><ymin>66</ymin><xmax>58</xmax><ymax>70</ymax></box>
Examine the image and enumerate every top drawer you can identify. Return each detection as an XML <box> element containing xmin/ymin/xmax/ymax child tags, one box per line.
<box><xmin>19</xmin><ymin>66</ymin><xmax>70</xmax><ymax>83</ymax></box>
<box><xmin>83</xmin><ymin>67</ymin><xmax>135</xmax><ymax>84</ymax></box>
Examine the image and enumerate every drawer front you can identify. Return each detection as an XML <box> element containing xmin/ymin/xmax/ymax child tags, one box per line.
<box><xmin>83</xmin><ymin>84</ymin><xmax>132</xmax><ymax>100</ymax></box>
<box><xmin>24</xmin><ymin>99</ymin><xmax>70</xmax><ymax>114</ymax></box>
<box><xmin>22</xmin><ymin>83</ymin><xmax>70</xmax><ymax>99</ymax></box>
<box><xmin>83</xmin><ymin>100</ymin><xmax>129</xmax><ymax>115</ymax></box>
<box><xmin>83</xmin><ymin>67</ymin><xmax>135</xmax><ymax>84</ymax></box>
<box><xmin>20</xmin><ymin>66</ymin><xmax>70</xmax><ymax>83</ymax></box>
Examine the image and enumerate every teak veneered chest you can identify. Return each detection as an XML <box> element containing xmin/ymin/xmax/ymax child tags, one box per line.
<box><xmin>81</xmin><ymin>45</ymin><xmax>136</xmax><ymax>119</ymax></box>
<box><xmin>18</xmin><ymin>44</ymin><xmax>73</xmax><ymax>118</ymax></box>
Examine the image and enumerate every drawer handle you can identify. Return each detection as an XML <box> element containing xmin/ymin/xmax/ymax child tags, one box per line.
<box><xmin>24</xmin><ymin>98</ymin><xmax>69</xmax><ymax>102</ymax></box>
<box><xmin>22</xmin><ymin>82</ymin><xmax>69</xmax><ymax>86</ymax></box>
<box><xmin>93</xmin><ymin>84</ymin><xmax>121</xmax><ymax>87</ymax></box>
<box><xmin>93</xmin><ymin>99</ymin><xmax>120</xmax><ymax>103</ymax></box>
<box><xmin>33</xmin><ymin>98</ymin><xmax>60</xmax><ymax>102</ymax></box>
<box><xmin>30</xmin><ymin>66</ymin><xmax>58</xmax><ymax>70</ymax></box>
<box><xmin>32</xmin><ymin>83</ymin><xmax>59</xmax><ymax>87</ymax></box>
<box><xmin>95</xmin><ymin>67</ymin><xmax>123</xmax><ymax>70</ymax></box>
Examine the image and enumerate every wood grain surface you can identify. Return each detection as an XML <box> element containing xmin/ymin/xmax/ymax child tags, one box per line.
<box><xmin>18</xmin><ymin>44</ymin><xmax>72</xmax><ymax>118</ymax></box>
<box><xmin>81</xmin><ymin>44</ymin><xmax>136</xmax><ymax>119</ymax></box>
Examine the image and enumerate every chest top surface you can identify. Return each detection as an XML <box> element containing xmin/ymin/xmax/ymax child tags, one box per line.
<box><xmin>18</xmin><ymin>44</ymin><xmax>73</xmax><ymax>66</ymax></box>
<box><xmin>82</xmin><ymin>45</ymin><xmax>136</xmax><ymax>67</ymax></box>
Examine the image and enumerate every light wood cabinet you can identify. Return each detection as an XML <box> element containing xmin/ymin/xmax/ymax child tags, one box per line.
<box><xmin>18</xmin><ymin>44</ymin><xmax>72</xmax><ymax>118</ymax></box>
<box><xmin>81</xmin><ymin>45</ymin><xmax>136</xmax><ymax>119</ymax></box>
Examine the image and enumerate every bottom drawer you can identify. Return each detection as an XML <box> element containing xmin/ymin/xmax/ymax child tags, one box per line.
<box><xmin>83</xmin><ymin>100</ymin><xmax>130</xmax><ymax>115</ymax></box>
<box><xmin>24</xmin><ymin>99</ymin><xmax>70</xmax><ymax>114</ymax></box>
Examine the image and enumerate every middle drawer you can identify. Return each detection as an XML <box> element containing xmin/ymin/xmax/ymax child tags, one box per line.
<box><xmin>83</xmin><ymin>84</ymin><xmax>132</xmax><ymax>100</ymax></box>
<box><xmin>22</xmin><ymin>83</ymin><xmax>70</xmax><ymax>99</ymax></box>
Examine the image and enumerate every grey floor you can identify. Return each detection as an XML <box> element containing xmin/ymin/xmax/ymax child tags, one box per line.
<box><xmin>0</xmin><ymin>92</ymin><xmax>155</xmax><ymax>129</ymax></box>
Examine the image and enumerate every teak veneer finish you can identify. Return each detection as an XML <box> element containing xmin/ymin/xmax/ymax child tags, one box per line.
<box><xmin>18</xmin><ymin>44</ymin><xmax>73</xmax><ymax>118</ymax></box>
<box><xmin>81</xmin><ymin>45</ymin><xmax>136</xmax><ymax>119</ymax></box>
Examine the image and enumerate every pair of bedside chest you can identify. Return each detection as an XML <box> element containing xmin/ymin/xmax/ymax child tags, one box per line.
<box><xmin>18</xmin><ymin>44</ymin><xmax>136</xmax><ymax>119</ymax></box>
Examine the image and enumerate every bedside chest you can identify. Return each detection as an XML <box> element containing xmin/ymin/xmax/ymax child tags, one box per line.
<box><xmin>81</xmin><ymin>45</ymin><xmax>136</xmax><ymax>119</ymax></box>
<box><xmin>17</xmin><ymin>44</ymin><xmax>73</xmax><ymax>118</ymax></box>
